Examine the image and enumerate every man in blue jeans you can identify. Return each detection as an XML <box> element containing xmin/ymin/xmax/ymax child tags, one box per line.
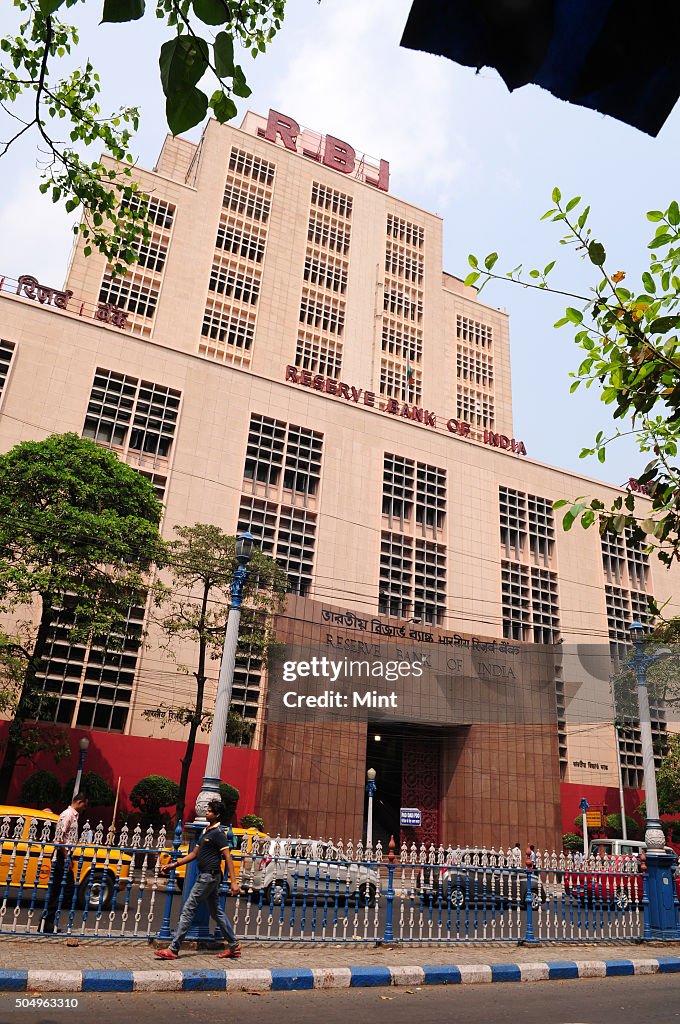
<box><xmin>155</xmin><ymin>799</ymin><xmax>241</xmax><ymax>960</ymax></box>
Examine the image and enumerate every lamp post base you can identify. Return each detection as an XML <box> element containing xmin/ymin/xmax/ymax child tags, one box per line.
<box><xmin>644</xmin><ymin>850</ymin><xmax>680</xmax><ymax>939</ymax></box>
<box><xmin>645</xmin><ymin>818</ymin><xmax>667</xmax><ymax>853</ymax></box>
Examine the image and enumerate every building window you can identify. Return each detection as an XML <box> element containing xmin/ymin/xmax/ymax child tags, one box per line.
<box><xmin>35</xmin><ymin>598</ymin><xmax>145</xmax><ymax>732</ymax></box>
<box><xmin>499</xmin><ymin>487</ymin><xmax>560</xmax><ymax>641</ymax></box>
<box><xmin>379</xmin><ymin>359</ymin><xmax>422</xmax><ymax>405</ymax></box>
<box><xmin>307</xmin><ymin>212</ymin><xmax>351</xmax><ymax>255</ymax></box>
<box><xmin>456</xmin><ymin>315</ymin><xmax>493</xmax><ymax>348</ymax></box>
<box><xmin>200</xmin><ymin>302</ymin><xmax>256</xmax><ymax>361</ymax></box>
<box><xmin>99</xmin><ymin>273</ymin><xmax>159</xmax><ymax>320</ymax></box>
<box><xmin>383</xmin><ymin>286</ymin><xmax>422</xmax><ymax>322</ymax></box>
<box><xmin>123</xmin><ymin>193</ymin><xmax>175</xmax><ymax>230</ymax></box>
<box><xmin>229</xmin><ymin>147</ymin><xmax>275</xmax><ymax>186</ymax></box>
<box><xmin>0</xmin><ymin>339</ymin><xmax>17</xmax><ymax>401</ymax></box>
<box><xmin>303</xmin><ymin>252</ymin><xmax>348</xmax><ymax>293</ymax></box>
<box><xmin>231</xmin><ymin>609</ymin><xmax>265</xmax><ymax>727</ymax></box>
<box><xmin>382</xmin><ymin>455</ymin><xmax>414</xmax><ymax>531</ymax></box>
<box><xmin>311</xmin><ymin>182</ymin><xmax>352</xmax><ymax>218</ymax></box>
<box><xmin>135</xmin><ymin>237</ymin><xmax>167</xmax><ymax>274</ymax></box>
<box><xmin>499</xmin><ymin>487</ymin><xmax>526</xmax><ymax>561</ymax></box>
<box><xmin>237</xmin><ymin>496</ymin><xmax>317</xmax><ymax>597</ymax></box>
<box><xmin>215</xmin><ymin>219</ymin><xmax>267</xmax><ymax>263</ymax></box>
<box><xmin>414</xmin><ymin>539</ymin><xmax>446</xmax><ymax>624</ymax></box>
<box><xmin>416</xmin><ymin>463</ymin><xmax>446</xmax><ymax>535</ymax></box>
<box><xmin>501</xmin><ymin>561</ymin><xmax>530</xmax><ymax>641</ymax></box>
<box><xmin>382</xmin><ymin>322</ymin><xmax>422</xmax><ymax>362</ymax></box>
<box><xmin>299</xmin><ymin>291</ymin><xmax>345</xmax><ymax>335</ymax></box>
<box><xmin>243</xmin><ymin>414</ymin><xmax>285</xmax><ymax>492</ymax></box>
<box><xmin>457</xmin><ymin>387</ymin><xmax>494</xmax><ymax>428</ymax></box>
<box><xmin>626</xmin><ymin>529</ymin><xmax>650</xmax><ymax>592</ymax></box>
<box><xmin>385</xmin><ymin>242</ymin><xmax>424</xmax><ymax>283</ymax></box>
<box><xmin>83</xmin><ymin>368</ymin><xmax>181</xmax><ymax>464</ymax></box>
<box><xmin>379</xmin><ymin>532</ymin><xmax>413</xmax><ymax>619</ymax></box>
<box><xmin>223</xmin><ymin>177</ymin><xmax>271</xmax><ymax>222</ymax></box>
<box><xmin>283</xmin><ymin>425</ymin><xmax>323</xmax><ymax>499</ymax></box>
<box><xmin>209</xmin><ymin>262</ymin><xmax>260</xmax><ymax>304</ymax></box>
<box><xmin>457</xmin><ymin>349</ymin><xmax>493</xmax><ymax>387</ymax></box>
<box><xmin>294</xmin><ymin>333</ymin><xmax>342</xmax><ymax>378</ymax></box>
<box><xmin>386</xmin><ymin>214</ymin><xmax>424</xmax><ymax>248</ymax></box>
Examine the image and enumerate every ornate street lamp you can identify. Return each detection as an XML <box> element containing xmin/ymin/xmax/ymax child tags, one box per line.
<box><xmin>366</xmin><ymin>768</ymin><xmax>377</xmax><ymax>849</ymax></box>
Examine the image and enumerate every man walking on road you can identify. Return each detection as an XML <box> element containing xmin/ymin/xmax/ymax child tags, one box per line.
<box><xmin>41</xmin><ymin>793</ymin><xmax>88</xmax><ymax>933</ymax></box>
<box><xmin>155</xmin><ymin>799</ymin><xmax>241</xmax><ymax>960</ymax></box>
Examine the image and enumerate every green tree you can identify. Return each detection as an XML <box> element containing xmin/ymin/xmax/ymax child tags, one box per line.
<box><xmin>1</xmin><ymin>0</ymin><xmax>286</xmax><ymax>273</ymax></box>
<box><xmin>218</xmin><ymin>781</ymin><xmax>239</xmax><ymax>823</ymax></box>
<box><xmin>61</xmin><ymin>771</ymin><xmax>116</xmax><ymax>807</ymax></box>
<box><xmin>0</xmin><ymin>433</ymin><xmax>163</xmax><ymax>800</ymax></box>
<box><xmin>239</xmin><ymin>813</ymin><xmax>264</xmax><ymax>831</ymax></box>
<box><xmin>466</xmin><ymin>195</ymin><xmax>680</xmax><ymax>567</ymax></box>
<box><xmin>605</xmin><ymin>813</ymin><xmax>642</xmax><ymax>840</ymax></box>
<box><xmin>655</xmin><ymin>734</ymin><xmax>680</xmax><ymax>815</ymax></box>
<box><xmin>20</xmin><ymin>768</ymin><xmax>61</xmax><ymax>809</ymax></box>
<box><xmin>562</xmin><ymin>831</ymin><xmax>584</xmax><ymax>852</ymax></box>
<box><xmin>148</xmin><ymin>523</ymin><xmax>287</xmax><ymax>822</ymax></box>
<box><xmin>129</xmin><ymin>774</ymin><xmax>179</xmax><ymax>823</ymax></box>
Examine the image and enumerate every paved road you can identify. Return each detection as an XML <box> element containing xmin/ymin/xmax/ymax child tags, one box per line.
<box><xmin>6</xmin><ymin>974</ymin><xmax>680</xmax><ymax>1024</ymax></box>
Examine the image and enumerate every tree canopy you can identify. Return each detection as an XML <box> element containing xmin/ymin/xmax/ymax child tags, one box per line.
<box><xmin>0</xmin><ymin>432</ymin><xmax>163</xmax><ymax>799</ymax></box>
<box><xmin>466</xmin><ymin>194</ymin><xmax>680</xmax><ymax>569</ymax></box>
<box><xmin>2</xmin><ymin>0</ymin><xmax>286</xmax><ymax>273</ymax></box>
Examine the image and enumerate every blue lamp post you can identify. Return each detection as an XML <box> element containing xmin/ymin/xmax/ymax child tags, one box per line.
<box><xmin>72</xmin><ymin>736</ymin><xmax>90</xmax><ymax>801</ymax></box>
<box><xmin>183</xmin><ymin>531</ymin><xmax>255</xmax><ymax>941</ymax></box>
<box><xmin>628</xmin><ymin>620</ymin><xmax>680</xmax><ymax>938</ymax></box>
<box><xmin>366</xmin><ymin>768</ymin><xmax>377</xmax><ymax>848</ymax></box>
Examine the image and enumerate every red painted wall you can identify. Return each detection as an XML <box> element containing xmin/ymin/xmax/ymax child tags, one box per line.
<box><xmin>560</xmin><ymin>781</ymin><xmax>644</xmax><ymax>837</ymax></box>
<box><xmin>0</xmin><ymin>722</ymin><xmax>260</xmax><ymax>825</ymax></box>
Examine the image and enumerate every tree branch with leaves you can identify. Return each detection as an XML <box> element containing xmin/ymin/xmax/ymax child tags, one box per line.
<box><xmin>465</xmin><ymin>191</ymin><xmax>680</xmax><ymax>567</ymax></box>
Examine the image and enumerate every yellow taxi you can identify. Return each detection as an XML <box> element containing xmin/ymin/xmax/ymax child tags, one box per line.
<box><xmin>0</xmin><ymin>805</ymin><xmax>133</xmax><ymax>910</ymax></box>
<box><xmin>159</xmin><ymin>825</ymin><xmax>267</xmax><ymax>889</ymax></box>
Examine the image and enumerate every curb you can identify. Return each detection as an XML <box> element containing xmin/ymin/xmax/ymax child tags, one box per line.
<box><xmin>2</xmin><ymin>958</ymin><xmax>680</xmax><ymax>993</ymax></box>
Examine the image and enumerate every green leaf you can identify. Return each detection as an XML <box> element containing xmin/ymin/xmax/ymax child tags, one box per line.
<box><xmin>232</xmin><ymin>65</ymin><xmax>251</xmax><ymax>99</ymax></box>
<box><xmin>669</xmin><ymin>201</ymin><xmax>680</xmax><ymax>226</ymax></box>
<box><xmin>101</xmin><ymin>0</ymin><xmax>145</xmax><ymax>22</ymax></box>
<box><xmin>193</xmin><ymin>0</ymin><xmax>230</xmax><ymax>25</ymax></box>
<box><xmin>566</xmin><ymin>196</ymin><xmax>581</xmax><ymax>212</ymax></box>
<box><xmin>649</xmin><ymin>316</ymin><xmax>680</xmax><ymax>334</ymax></box>
<box><xmin>647</xmin><ymin>210</ymin><xmax>665</xmax><ymax>222</ymax></box>
<box><xmin>566</xmin><ymin>307</ymin><xmax>583</xmax><ymax>325</ymax></box>
<box><xmin>468</xmin><ymin>254</ymin><xmax>478</xmax><ymax>268</ymax></box>
<box><xmin>581</xmin><ymin>509</ymin><xmax>596</xmax><ymax>527</ymax></box>
<box><xmin>552</xmin><ymin>499</ymin><xmax>569</xmax><ymax>509</ymax></box>
<box><xmin>484</xmin><ymin>252</ymin><xmax>499</xmax><ymax>270</ymax></box>
<box><xmin>463</xmin><ymin>272</ymin><xmax>480</xmax><ymax>287</ymax></box>
<box><xmin>166</xmin><ymin>86</ymin><xmax>209</xmax><ymax>135</ymax></box>
<box><xmin>649</xmin><ymin>234</ymin><xmax>673</xmax><ymax>249</ymax></box>
<box><xmin>588</xmin><ymin>241</ymin><xmax>606</xmax><ymax>266</ymax></box>
<box><xmin>38</xmin><ymin>0</ymin><xmax>68</xmax><ymax>13</ymax></box>
<box><xmin>641</xmin><ymin>271</ymin><xmax>656</xmax><ymax>294</ymax></box>
<box><xmin>543</xmin><ymin>260</ymin><xmax>555</xmax><ymax>275</ymax></box>
<box><xmin>551</xmin><ymin>186</ymin><xmax>562</xmax><ymax>203</ymax></box>
<box><xmin>213</xmin><ymin>30</ymin><xmax>235</xmax><ymax>77</ymax></box>
<box><xmin>160</xmin><ymin>36</ymin><xmax>210</xmax><ymax>95</ymax></box>
<box><xmin>211</xmin><ymin>90</ymin><xmax>237</xmax><ymax>123</ymax></box>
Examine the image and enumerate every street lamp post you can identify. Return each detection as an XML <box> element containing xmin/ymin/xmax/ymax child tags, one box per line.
<box><xmin>72</xmin><ymin>736</ymin><xmax>90</xmax><ymax>801</ymax></box>
<box><xmin>182</xmin><ymin>531</ymin><xmax>255</xmax><ymax>940</ymax></box>
<box><xmin>366</xmin><ymin>768</ymin><xmax>376</xmax><ymax>849</ymax></box>
<box><xmin>627</xmin><ymin>621</ymin><xmax>680</xmax><ymax>938</ymax></box>
<box><xmin>628</xmin><ymin>621</ymin><xmax>668</xmax><ymax>853</ymax></box>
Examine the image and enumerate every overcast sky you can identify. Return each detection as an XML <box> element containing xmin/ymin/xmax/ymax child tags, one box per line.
<box><xmin>1</xmin><ymin>0</ymin><xmax>678</xmax><ymax>489</ymax></box>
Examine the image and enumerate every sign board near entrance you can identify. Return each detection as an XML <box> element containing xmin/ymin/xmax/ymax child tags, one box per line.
<box><xmin>400</xmin><ymin>807</ymin><xmax>421</xmax><ymax>827</ymax></box>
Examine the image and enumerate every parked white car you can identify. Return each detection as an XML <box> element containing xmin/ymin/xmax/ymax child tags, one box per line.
<box><xmin>244</xmin><ymin>838</ymin><xmax>380</xmax><ymax>906</ymax></box>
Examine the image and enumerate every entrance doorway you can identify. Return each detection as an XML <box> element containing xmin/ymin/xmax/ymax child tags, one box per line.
<box><xmin>363</xmin><ymin>727</ymin><xmax>401</xmax><ymax>849</ymax></box>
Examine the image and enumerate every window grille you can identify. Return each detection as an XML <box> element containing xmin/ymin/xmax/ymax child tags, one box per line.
<box><xmin>386</xmin><ymin>214</ymin><xmax>424</xmax><ymax>248</ymax></box>
<box><xmin>200</xmin><ymin>302</ymin><xmax>256</xmax><ymax>362</ymax></box>
<box><xmin>382</xmin><ymin>455</ymin><xmax>415</xmax><ymax>530</ymax></box>
<box><xmin>379</xmin><ymin>532</ymin><xmax>413</xmax><ymax>619</ymax></box>
<box><xmin>135</xmin><ymin>237</ymin><xmax>167</xmax><ymax>274</ymax></box>
<box><xmin>379</xmin><ymin>359</ymin><xmax>422</xmax><ymax>404</ymax></box>
<box><xmin>299</xmin><ymin>291</ymin><xmax>345</xmax><ymax>334</ymax></box>
<box><xmin>223</xmin><ymin>177</ymin><xmax>271</xmax><ymax>222</ymax></box>
<box><xmin>307</xmin><ymin>212</ymin><xmax>351</xmax><ymax>255</ymax></box>
<box><xmin>82</xmin><ymin>368</ymin><xmax>137</xmax><ymax>448</ymax></box>
<box><xmin>415</xmin><ymin>463</ymin><xmax>446</xmax><ymax>535</ymax></box>
<box><xmin>528</xmin><ymin>494</ymin><xmax>555</xmax><ymax>567</ymax></box>
<box><xmin>236</xmin><ymin>496</ymin><xmax>278</xmax><ymax>554</ymax></box>
<box><xmin>231</xmin><ymin>609</ymin><xmax>265</xmax><ymax>725</ymax></box>
<box><xmin>630</xmin><ymin>589</ymin><xmax>652</xmax><ymax>627</ymax></box>
<box><xmin>311</xmin><ymin>182</ymin><xmax>352</xmax><ymax>218</ymax></box>
<box><xmin>36</xmin><ymin>599</ymin><xmax>144</xmax><ymax>732</ymax></box>
<box><xmin>303</xmin><ymin>252</ymin><xmax>348</xmax><ymax>293</ymax></box>
<box><xmin>457</xmin><ymin>348</ymin><xmax>493</xmax><ymax>387</ymax></box>
<box><xmin>209</xmin><ymin>262</ymin><xmax>260</xmax><ymax>304</ymax></box>
<box><xmin>99</xmin><ymin>273</ymin><xmax>158</xmax><ymax>320</ymax></box>
<box><xmin>276</xmin><ymin>505</ymin><xmax>317</xmax><ymax>595</ymax></box>
<box><xmin>457</xmin><ymin>386</ymin><xmax>494</xmax><ymax>427</ymax></box>
<box><xmin>123</xmin><ymin>193</ymin><xmax>175</xmax><ymax>230</ymax></box>
<box><xmin>606</xmin><ymin>584</ymin><xmax>630</xmax><ymax>656</ymax></box>
<box><xmin>499</xmin><ymin>487</ymin><xmax>526</xmax><ymax>561</ymax></box>
<box><xmin>0</xmin><ymin>339</ymin><xmax>16</xmax><ymax>400</ymax></box>
<box><xmin>501</xmin><ymin>561</ymin><xmax>530</xmax><ymax>641</ymax></box>
<box><xmin>385</xmin><ymin>243</ymin><xmax>424</xmax><ymax>283</ymax></box>
<box><xmin>383</xmin><ymin>286</ymin><xmax>422</xmax><ymax>322</ymax></box>
<box><xmin>283</xmin><ymin>425</ymin><xmax>323</xmax><ymax>499</ymax></box>
<box><xmin>456</xmin><ymin>315</ymin><xmax>493</xmax><ymax>348</ymax></box>
<box><xmin>138</xmin><ymin>469</ymin><xmax>167</xmax><ymax>502</ymax></box>
<box><xmin>381</xmin><ymin>322</ymin><xmax>422</xmax><ymax>362</ymax></box>
<box><xmin>216</xmin><ymin>219</ymin><xmax>267</xmax><ymax>263</ymax></box>
<box><xmin>530</xmin><ymin>567</ymin><xmax>559</xmax><ymax>643</ymax></box>
<box><xmin>243</xmin><ymin>415</ymin><xmax>285</xmax><ymax>492</ymax></box>
<box><xmin>229</xmin><ymin>147</ymin><xmax>275</xmax><ymax>186</ymax></box>
<box><xmin>129</xmin><ymin>380</ymin><xmax>181</xmax><ymax>459</ymax></box>
<box><xmin>414</xmin><ymin>539</ymin><xmax>446</xmax><ymax>624</ymax></box>
<box><xmin>626</xmin><ymin>528</ymin><xmax>650</xmax><ymax>592</ymax></box>
<box><xmin>294</xmin><ymin>333</ymin><xmax>342</xmax><ymax>377</ymax></box>
<box><xmin>602</xmin><ymin>530</ymin><xmax>626</xmax><ymax>585</ymax></box>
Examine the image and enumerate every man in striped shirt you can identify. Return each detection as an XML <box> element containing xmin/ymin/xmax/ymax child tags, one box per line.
<box><xmin>41</xmin><ymin>793</ymin><xmax>88</xmax><ymax>933</ymax></box>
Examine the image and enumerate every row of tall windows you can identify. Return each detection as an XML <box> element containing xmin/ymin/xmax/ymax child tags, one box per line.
<box><xmin>456</xmin><ymin>315</ymin><xmax>495</xmax><ymax>431</ymax></box>
<box><xmin>200</xmin><ymin>147</ymin><xmax>276</xmax><ymax>366</ymax></box>
<box><xmin>380</xmin><ymin>214</ymin><xmax>424</xmax><ymax>405</ymax></box>
<box><xmin>98</xmin><ymin>194</ymin><xmax>176</xmax><ymax>339</ymax></box>
<box><xmin>294</xmin><ymin>183</ymin><xmax>352</xmax><ymax>378</ymax></box>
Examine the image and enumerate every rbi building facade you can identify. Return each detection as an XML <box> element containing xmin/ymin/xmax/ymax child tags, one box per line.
<box><xmin>0</xmin><ymin>108</ymin><xmax>678</xmax><ymax>851</ymax></box>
